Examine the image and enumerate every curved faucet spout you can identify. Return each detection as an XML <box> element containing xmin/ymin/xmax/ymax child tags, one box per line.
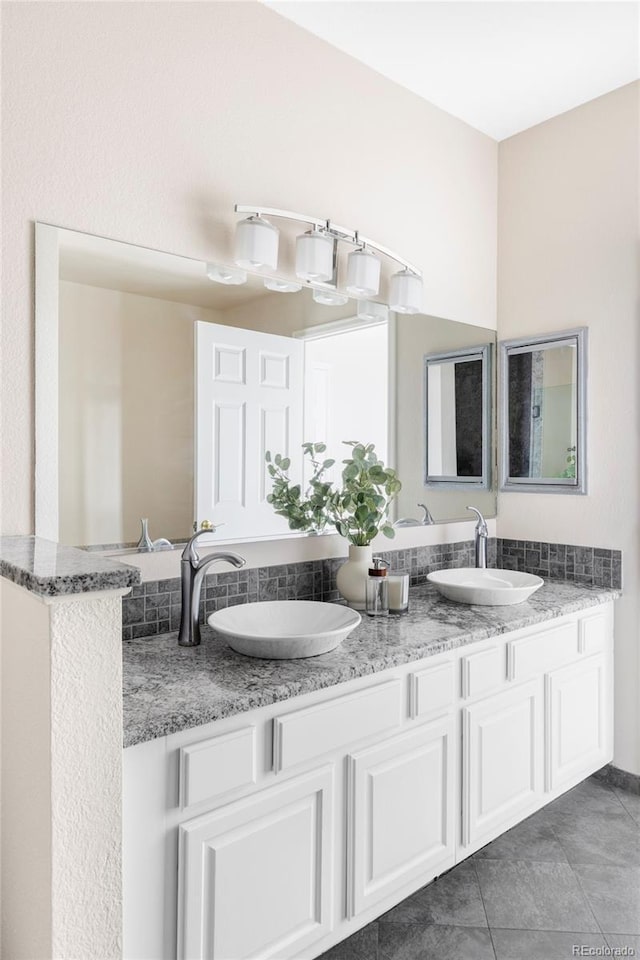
<box><xmin>196</xmin><ymin>551</ymin><xmax>245</xmax><ymax>576</ymax></box>
<box><xmin>178</xmin><ymin>534</ymin><xmax>246</xmax><ymax>647</ymax></box>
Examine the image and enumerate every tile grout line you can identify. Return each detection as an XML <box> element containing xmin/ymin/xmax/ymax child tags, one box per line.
<box><xmin>471</xmin><ymin>858</ymin><xmax>499</xmax><ymax>960</ymax></box>
<box><xmin>553</xmin><ymin>816</ymin><xmax>609</xmax><ymax>940</ymax></box>
<box><xmin>548</xmin><ymin>778</ymin><xmax>640</xmax><ymax>945</ymax></box>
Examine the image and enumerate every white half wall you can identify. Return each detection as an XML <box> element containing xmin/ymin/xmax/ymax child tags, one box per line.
<box><xmin>1</xmin><ymin>580</ymin><xmax>126</xmax><ymax>959</ymax></box>
<box><xmin>497</xmin><ymin>81</ymin><xmax>640</xmax><ymax>775</ymax></box>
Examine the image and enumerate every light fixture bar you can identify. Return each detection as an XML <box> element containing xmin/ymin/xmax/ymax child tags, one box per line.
<box><xmin>234</xmin><ymin>204</ymin><xmax>421</xmax><ymax>278</ymax></box>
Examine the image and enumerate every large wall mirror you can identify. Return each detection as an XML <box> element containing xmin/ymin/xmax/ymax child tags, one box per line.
<box><xmin>36</xmin><ymin>224</ymin><xmax>497</xmax><ymax>551</ymax></box>
<box><xmin>499</xmin><ymin>329</ymin><xmax>587</xmax><ymax>494</ymax></box>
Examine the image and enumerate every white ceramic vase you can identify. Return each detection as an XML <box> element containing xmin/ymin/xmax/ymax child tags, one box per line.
<box><xmin>336</xmin><ymin>544</ymin><xmax>372</xmax><ymax>610</ymax></box>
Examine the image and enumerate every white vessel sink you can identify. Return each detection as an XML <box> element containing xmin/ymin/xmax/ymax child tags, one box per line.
<box><xmin>208</xmin><ymin>600</ymin><xmax>361</xmax><ymax>659</ymax></box>
<box><xmin>427</xmin><ymin>568</ymin><xmax>543</xmax><ymax>606</ymax></box>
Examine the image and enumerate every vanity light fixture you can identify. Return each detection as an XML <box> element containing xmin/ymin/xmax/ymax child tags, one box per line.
<box><xmin>346</xmin><ymin>247</ymin><xmax>381</xmax><ymax>298</ymax></box>
<box><xmin>389</xmin><ymin>268</ymin><xmax>423</xmax><ymax>315</ymax></box>
<box><xmin>205</xmin><ymin>262</ymin><xmax>247</xmax><ymax>285</ymax></box>
<box><xmin>234</xmin><ymin>214</ymin><xmax>279</xmax><ymax>271</ymax></box>
<box><xmin>312</xmin><ymin>287</ymin><xmax>349</xmax><ymax>307</ymax></box>
<box><xmin>234</xmin><ymin>204</ymin><xmax>423</xmax><ymax>306</ymax></box>
<box><xmin>357</xmin><ymin>300</ymin><xmax>389</xmax><ymax>323</ymax></box>
<box><xmin>296</xmin><ymin>228</ymin><xmax>334</xmax><ymax>282</ymax></box>
<box><xmin>264</xmin><ymin>278</ymin><xmax>302</xmax><ymax>293</ymax></box>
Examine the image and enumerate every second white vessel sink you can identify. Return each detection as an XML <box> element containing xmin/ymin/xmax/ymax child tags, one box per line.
<box><xmin>208</xmin><ymin>600</ymin><xmax>361</xmax><ymax>659</ymax></box>
<box><xmin>427</xmin><ymin>568</ymin><xmax>543</xmax><ymax>606</ymax></box>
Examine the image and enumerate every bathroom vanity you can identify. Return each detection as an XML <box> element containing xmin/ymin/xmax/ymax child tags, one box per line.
<box><xmin>123</xmin><ymin>581</ymin><xmax>616</xmax><ymax>960</ymax></box>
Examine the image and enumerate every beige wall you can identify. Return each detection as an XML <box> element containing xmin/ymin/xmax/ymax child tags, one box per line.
<box><xmin>396</xmin><ymin>315</ymin><xmax>496</xmax><ymax>522</ymax></box>
<box><xmin>1</xmin><ymin>1</ymin><xmax>497</xmax><ymax>536</ymax></box>
<box><xmin>58</xmin><ymin>281</ymin><xmax>221</xmax><ymax>546</ymax></box>
<box><xmin>497</xmin><ymin>81</ymin><xmax>640</xmax><ymax>774</ymax></box>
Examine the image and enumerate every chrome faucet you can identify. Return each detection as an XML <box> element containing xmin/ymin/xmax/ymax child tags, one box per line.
<box><xmin>136</xmin><ymin>518</ymin><xmax>173</xmax><ymax>552</ymax></box>
<box><xmin>467</xmin><ymin>506</ymin><xmax>488</xmax><ymax>569</ymax></box>
<box><xmin>178</xmin><ymin>531</ymin><xmax>246</xmax><ymax>647</ymax></box>
<box><xmin>394</xmin><ymin>503</ymin><xmax>435</xmax><ymax>527</ymax></box>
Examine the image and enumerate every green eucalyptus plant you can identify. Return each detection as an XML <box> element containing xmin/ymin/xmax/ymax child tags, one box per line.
<box><xmin>266</xmin><ymin>441</ymin><xmax>402</xmax><ymax>546</ymax></box>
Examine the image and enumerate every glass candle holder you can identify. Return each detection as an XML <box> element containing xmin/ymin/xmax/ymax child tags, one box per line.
<box><xmin>388</xmin><ymin>572</ymin><xmax>410</xmax><ymax>614</ymax></box>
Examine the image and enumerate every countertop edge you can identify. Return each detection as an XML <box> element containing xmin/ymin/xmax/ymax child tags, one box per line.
<box><xmin>0</xmin><ymin>535</ymin><xmax>141</xmax><ymax>598</ymax></box>
<box><xmin>123</xmin><ymin>585</ymin><xmax>620</xmax><ymax>749</ymax></box>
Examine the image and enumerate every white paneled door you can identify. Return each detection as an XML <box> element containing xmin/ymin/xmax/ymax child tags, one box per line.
<box><xmin>462</xmin><ymin>679</ymin><xmax>543</xmax><ymax>851</ymax></box>
<box><xmin>177</xmin><ymin>767</ymin><xmax>334</xmax><ymax>960</ymax></box>
<box><xmin>546</xmin><ymin>654</ymin><xmax>607</xmax><ymax>792</ymax></box>
<box><xmin>346</xmin><ymin>717</ymin><xmax>456</xmax><ymax>918</ymax></box>
<box><xmin>196</xmin><ymin>323</ymin><xmax>304</xmax><ymax>539</ymax></box>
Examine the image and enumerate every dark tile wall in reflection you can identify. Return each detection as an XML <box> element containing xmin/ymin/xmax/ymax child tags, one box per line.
<box><xmin>122</xmin><ymin>538</ymin><xmax>621</xmax><ymax>640</ymax></box>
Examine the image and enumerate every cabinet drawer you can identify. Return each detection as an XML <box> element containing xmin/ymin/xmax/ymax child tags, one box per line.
<box><xmin>508</xmin><ymin>622</ymin><xmax>578</xmax><ymax>682</ymax></box>
<box><xmin>461</xmin><ymin>646</ymin><xmax>504</xmax><ymax>700</ymax></box>
<box><xmin>180</xmin><ymin>726</ymin><xmax>256</xmax><ymax>811</ymax></box>
<box><xmin>579</xmin><ymin>613</ymin><xmax>607</xmax><ymax>655</ymax></box>
<box><xmin>273</xmin><ymin>679</ymin><xmax>402</xmax><ymax>773</ymax></box>
<box><xmin>409</xmin><ymin>661</ymin><xmax>454</xmax><ymax>719</ymax></box>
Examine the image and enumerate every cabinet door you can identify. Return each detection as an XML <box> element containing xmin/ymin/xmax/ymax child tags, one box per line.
<box><xmin>346</xmin><ymin>716</ymin><xmax>455</xmax><ymax>918</ymax></box>
<box><xmin>178</xmin><ymin>766</ymin><xmax>333</xmax><ymax>960</ymax></box>
<box><xmin>546</xmin><ymin>654</ymin><xmax>608</xmax><ymax>792</ymax></box>
<box><xmin>462</xmin><ymin>679</ymin><xmax>542</xmax><ymax>851</ymax></box>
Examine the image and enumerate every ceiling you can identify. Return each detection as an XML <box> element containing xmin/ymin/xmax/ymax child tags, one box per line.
<box><xmin>265</xmin><ymin>1</ymin><xmax>639</xmax><ymax>140</ymax></box>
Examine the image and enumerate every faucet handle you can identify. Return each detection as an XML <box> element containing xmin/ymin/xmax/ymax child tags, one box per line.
<box><xmin>193</xmin><ymin>519</ymin><xmax>225</xmax><ymax>533</ymax></box>
<box><xmin>466</xmin><ymin>506</ymin><xmax>488</xmax><ymax>535</ymax></box>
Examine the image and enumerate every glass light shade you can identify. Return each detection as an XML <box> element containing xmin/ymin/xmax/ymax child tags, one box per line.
<box><xmin>312</xmin><ymin>287</ymin><xmax>348</xmax><ymax>306</ymax></box>
<box><xmin>205</xmin><ymin>262</ymin><xmax>247</xmax><ymax>285</ymax></box>
<box><xmin>357</xmin><ymin>300</ymin><xmax>389</xmax><ymax>323</ymax></box>
<box><xmin>346</xmin><ymin>249</ymin><xmax>381</xmax><ymax>297</ymax></box>
<box><xmin>389</xmin><ymin>269</ymin><xmax>423</xmax><ymax>315</ymax></box>
<box><xmin>264</xmin><ymin>278</ymin><xmax>302</xmax><ymax>293</ymax></box>
<box><xmin>234</xmin><ymin>216</ymin><xmax>279</xmax><ymax>270</ymax></box>
<box><xmin>296</xmin><ymin>229</ymin><xmax>334</xmax><ymax>282</ymax></box>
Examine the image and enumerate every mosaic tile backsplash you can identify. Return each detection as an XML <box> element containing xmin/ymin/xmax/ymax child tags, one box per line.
<box><xmin>121</xmin><ymin>538</ymin><xmax>622</xmax><ymax>640</ymax></box>
<box><xmin>498</xmin><ymin>539</ymin><xmax>622</xmax><ymax>589</ymax></box>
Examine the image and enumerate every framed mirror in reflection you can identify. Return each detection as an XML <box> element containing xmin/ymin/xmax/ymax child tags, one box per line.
<box><xmin>499</xmin><ymin>329</ymin><xmax>587</xmax><ymax>494</ymax></box>
<box><xmin>35</xmin><ymin>224</ymin><xmax>497</xmax><ymax>551</ymax></box>
<box><xmin>424</xmin><ymin>344</ymin><xmax>492</xmax><ymax>489</ymax></box>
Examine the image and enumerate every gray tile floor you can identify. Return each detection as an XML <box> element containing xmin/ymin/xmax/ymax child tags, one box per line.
<box><xmin>318</xmin><ymin>776</ymin><xmax>640</xmax><ymax>960</ymax></box>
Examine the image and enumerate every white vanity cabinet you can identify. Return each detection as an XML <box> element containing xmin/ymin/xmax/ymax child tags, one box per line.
<box><xmin>123</xmin><ymin>601</ymin><xmax>614</xmax><ymax>960</ymax></box>
<box><xmin>462</xmin><ymin>678</ymin><xmax>543</xmax><ymax>852</ymax></box>
<box><xmin>178</xmin><ymin>766</ymin><xmax>334</xmax><ymax>960</ymax></box>
<box><xmin>546</xmin><ymin>653</ymin><xmax>607</xmax><ymax>792</ymax></box>
<box><xmin>346</xmin><ymin>714</ymin><xmax>456</xmax><ymax>919</ymax></box>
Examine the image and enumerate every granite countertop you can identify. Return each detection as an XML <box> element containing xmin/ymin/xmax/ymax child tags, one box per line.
<box><xmin>123</xmin><ymin>580</ymin><xmax>619</xmax><ymax>748</ymax></box>
<box><xmin>0</xmin><ymin>535</ymin><xmax>140</xmax><ymax>597</ymax></box>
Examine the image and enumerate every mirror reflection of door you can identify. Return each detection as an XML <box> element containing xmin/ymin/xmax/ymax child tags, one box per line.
<box><xmin>195</xmin><ymin>322</ymin><xmax>304</xmax><ymax>540</ymax></box>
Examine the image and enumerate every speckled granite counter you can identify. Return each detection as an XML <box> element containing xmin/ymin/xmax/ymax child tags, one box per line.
<box><xmin>123</xmin><ymin>580</ymin><xmax>619</xmax><ymax>748</ymax></box>
<box><xmin>0</xmin><ymin>535</ymin><xmax>140</xmax><ymax>597</ymax></box>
